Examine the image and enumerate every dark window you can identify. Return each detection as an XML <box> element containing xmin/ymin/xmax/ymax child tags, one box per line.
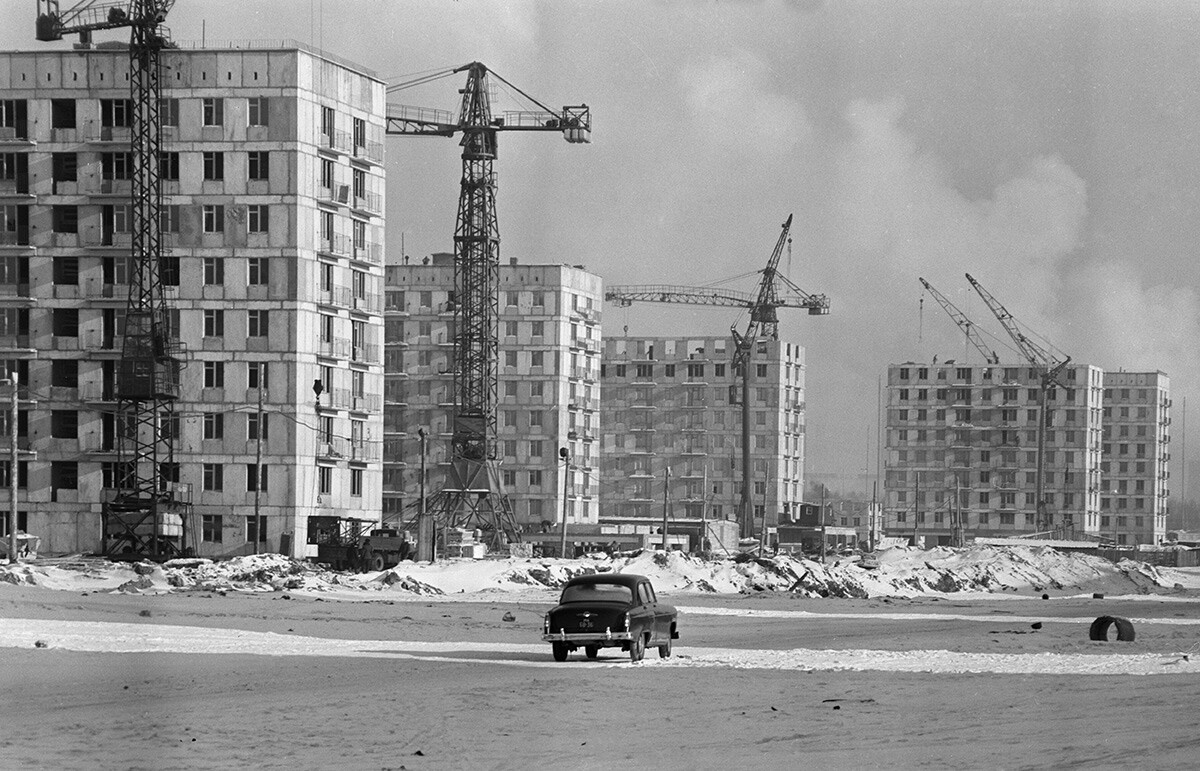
<box><xmin>248</xmin><ymin>97</ymin><xmax>269</xmax><ymax>127</ymax></box>
<box><xmin>50</xmin><ymin>99</ymin><xmax>76</xmax><ymax>129</ymax></box>
<box><xmin>51</xmin><ymin>410</ymin><xmax>78</xmax><ymax>438</ymax></box>
<box><xmin>203</xmin><ymin>463</ymin><xmax>223</xmax><ymax>491</ymax></box>
<box><xmin>51</xmin><ymin>359</ymin><xmax>78</xmax><ymax>387</ymax></box>
<box><xmin>159</xmin><ymin>97</ymin><xmax>179</xmax><ymax>127</ymax></box>
<box><xmin>159</xmin><ymin>152</ymin><xmax>179</xmax><ymax>180</ymax></box>
<box><xmin>159</xmin><ymin>256</ymin><xmax>179</xmax><ymax>286</ymax></box>
<box><xmin>246</xmin><ymin>514</ymin><xmax>267</xmax><ymax>543</ymax></box>
<box><xmin>203</xmin><ymin>257</ymin><xmax>224</xmax><ymax>285</ymax></box>
<box><xmin>202</xmin><ymin>98</ymin><xmax>224</xmax><ymax>126</ymax></box>
<box><xmin>52</xmin><ymin>308</ymin><xmax>79</xmax><ymax>337</ymax></box>
<box><xmin>201</xmin><ymin>514</ymin><xmax>223</xmax><ymax>543</ymax></box>
<box><xmin>101</xmin><ymin>152</ymin><xmax>131</xmax><ymax>180</ymax></box>
<box><xmin>203</xmin><ymin>413</ymin><xmax>224</xmax><ymax>440</ymax></box>
<box><xmin>248</xmin><ymin>257</ymin><xmax>268</xmax><ymax>285</ymax></box>
<box><xmin>51</xmin><ymin>461</ymin><xmax>78</xmax><ymax>489</ymax></box>
<box><xmin>248</xmin><ymin>205</ymin><xmax>268</xmax><ymax>233</ymax></box>
<box><xmin>100</xmin><ymin>99</ymin><xmax>132</xmax><ymax>128</ymax></box>
<box><xmin>53</xmin><ymin>256</ymin><xmax>79</xmax><ymax>284</ymax></box>
<box><xmin>52</xmin><ymin>205</ymin><xmax>78</xmax><ymax>233</ymax></box>
<box><xmin>246</xmin><ymin>464</ymin><xmax>268</xmax><ymax>493</ymax></box>
<box><xmin>51</xmin><ymin>153</ymin><xmax>77</xmax><ymax>182</ymax></box>
<box><xmin>202</xmin><ymin>152</ymin><xmax>224</xmax><ymax>181</ymax></box>
<box><xmin>248</xmin><ymin>151</ymin><xmax>269</xmax><ymax>180</ymax></box>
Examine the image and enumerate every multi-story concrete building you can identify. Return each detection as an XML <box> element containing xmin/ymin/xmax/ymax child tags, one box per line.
<box><xmin>600</xmin><ymin>336</ymin><xmax>807</xmax><ymax>539</ymax></box>
<box><xmin>883</xmin><ymin>361</ymin><xmax>1105</xmax><ymax>544</ymax></box>
<box><xmin>0</xmin><ymin>43</ymin><xmax>386</xmax><ymax>557</ymax></box>
<box><xmin>1100</xmin><ymin>371</ymin><xmax>1171</xmax><ymax>545</ymax></box>
<box><xmin>383</xmin><ymin>255</ymin><xmax>602</xmax><ymax>531</ymax></box>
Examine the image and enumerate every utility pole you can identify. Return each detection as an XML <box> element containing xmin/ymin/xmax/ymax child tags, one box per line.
<box><xmin>660</xmin><ymin>466</ymin><xmax>671</xmax><ymax>551</ymax></box>
<box><xmin>417</xmin><ymin>428</ymin><xmax>432</xmax><ymax>562</ymax></box>
<box><xmin>819</xmin><ymin>483</ymin><xmax>827</xmax><ymax>563</ymax></box>
<box><xmin>252</xmin><ymin>386</ymin><xmax>263</xmax><ymax>555</ymax></box>
<box><xmin>6</xmin><ymin>373</ymin><xmax>17</xmax><ymax>563</ymax></box>
<box><xmin>559</xmin><ymin>447</ymin><xmax>570</xmax><ymax>558</ymax></box>
<box><xmin>869</xmin><ymin>480</ymin><xmax>878</xmax><ymax>552</ymax></box>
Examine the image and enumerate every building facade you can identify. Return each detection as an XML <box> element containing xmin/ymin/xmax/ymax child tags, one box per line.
<box><xmin>599</xmin><ymin>336</ymin><xmax>807</xmax><ymax>537</ymax></box>
<box><xmin>0</xmin><ymin>43</ymin><xmax>386</xmax><ymax>557</ymax></box>
<box><xmin>383</xmin><ymin>255</ymin><xmax>603</xmax><ymax>531</ymax></box>
<box><xmin>1100</xmin><ymin>371</ymin><xmax>1171</xmax><ymax>545</ymax></box>
<box><xmin>883</xmin><ymin>361</ymin><xmax>1104</xmax><ymax>545</ymax></box>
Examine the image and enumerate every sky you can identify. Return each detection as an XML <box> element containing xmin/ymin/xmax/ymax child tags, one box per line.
<box><xmin>7</xmin><ymin>0</ymin><xmax>1200</xmax><ymax>498</ymax></box>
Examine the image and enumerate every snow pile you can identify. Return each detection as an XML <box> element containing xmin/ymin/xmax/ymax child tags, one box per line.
<box><xmin>2</xmin><ymin>545</ymin><xmax>1197</xmax><ymax>599</ymax></box>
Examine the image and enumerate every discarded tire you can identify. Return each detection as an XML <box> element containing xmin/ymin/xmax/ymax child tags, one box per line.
<box><xmin>1089</xmin><ymin>615</ymin><xmax>1135</xmax><ymax>642</ymax></box>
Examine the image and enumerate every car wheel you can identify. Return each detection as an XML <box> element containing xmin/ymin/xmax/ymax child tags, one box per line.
<box><xmin>552</xmin><ymin>642</ymin><xmax>569</xmax><ymax>662</ymax></box>
<box><xmin>585</xmin><ymin>645</ymin><xmax>599</xmax><ymax>660</ymax></box>
<box><xmin>658</xmin><ymin>637</ymin><xmax>672</xmax><ymax>659</ymax></box>
<box><xmin>629</xmin><ymin>633</ymin><xmax>646</xmax><ymax>663</ymax></box>
<box><xmin>370</xmin><ymin>552</ymin><xmax>386</xmax><ymax>572</ymax></box>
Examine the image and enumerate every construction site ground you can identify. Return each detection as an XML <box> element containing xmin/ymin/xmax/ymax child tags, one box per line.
<box><xmin>2</xmin><ymin>574</ymin><xmax>1199</xmax><ymax>770</ymax></box>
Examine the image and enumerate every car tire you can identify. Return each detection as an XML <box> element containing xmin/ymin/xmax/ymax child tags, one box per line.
<box><xmin>658</xmin><ymin>637</ymin><xmax>672</xmax><ymax>659</ymax></box>
<box><xmin>630</xmin><ymin>633</ymin><xmax>646</xmax><ymax>663</ymax></box>
<box><xmin>552</xmin><ymin>642</ymin><xmax>569</xmax><ymax>662</ymax></box>
<box><xmin>585</xmin><ymin>645</ymin><xmax>599</xmax><ymax>660</ymax></box>
<box><xmin>1089</xmin><ymin>615</ymin><xmax>1135</xmax><ymax>642</ymax></box>
<box><xmin>370</xmin><ymin>552</ymin><xmax>386</xmax><ymax>572</ymax></box>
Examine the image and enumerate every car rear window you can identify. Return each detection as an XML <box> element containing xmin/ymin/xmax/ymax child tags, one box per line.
<box><xmin>560</xmin><ymin>583</ymin><xmax>633</xmax><ymax>604</ymax></box>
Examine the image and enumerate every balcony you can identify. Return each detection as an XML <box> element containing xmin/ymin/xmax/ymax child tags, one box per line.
<box><xmin>318</xmin><ymin>336</ymin><xmax>352</xmax><ymax>360</ymax></box>
<box><xmin>351</xmin><ymin>343</ymin><xmax>381</xmax><ymax>365</ymax></box>
<box><xmin>0</xmin><ymin>127</ymin><xmax>32</xmax><ymax>146</ymax></box>
<box><xmin>353</xmin><ymin>140</ymin><xmax>384</xmax><ymax>165</ymax></box>
<box><xmin>0</xmin><ymin>283</ymin><xmax>33</xmax><ymax>305</ymax></box>
<box><xmin>352</xmin><ymin>192</ymin><xmax>383</xmax><ymax>216</ymax></box>
<box><xmin>0</xmin><ymin>177</ymin><xmax>31</xmax><ymax>197</ymax></box>
<box><xmin>352</xmin><ymin>242</ymin><xmax>383</xmax><ymax>266</ymax></box>
<box><xmin>352</xmin><ymin>292</ymin><xmax>382</xmax><ymax>314</ymax></box>
<box><xmin>90</xmin><ymin>126</ymin><xmax>132</xmax><ymax>144</ymax></box>
<box><xmin>98</xmin><ymin>179</ymin><xmax>132</xmax><ymax>197</ymax></box>
<box><xmin>320</xmin><ymin>129</ymin><xmax>354</xmax><ymax>154</ymax></box>
<box><xmin>0</xmin><ymin>335</ymin><xmax>36</xmax><ymax>355</ymax></box>
<box><xmin>319</xmin><ymin>233</ymin><xmax>353</xmax><ymax>258</ymax></box>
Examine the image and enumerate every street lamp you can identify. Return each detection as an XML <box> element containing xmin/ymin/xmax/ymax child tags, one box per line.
<box><xmin>559</xmin><ymin>447</ymin><xmax>570</xmax><ymax>558</ymax></box>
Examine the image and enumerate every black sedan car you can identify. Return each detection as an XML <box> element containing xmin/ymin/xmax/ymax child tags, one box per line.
<box><xmin>542</xmin><ymin>573</ymin><xmax>678</xmax><ymax>662</ymax></box>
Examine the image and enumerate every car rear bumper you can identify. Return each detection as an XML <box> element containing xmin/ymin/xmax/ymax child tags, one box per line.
<box><xmin>543</xmin><ymin>629</ymin><xmax>633</xmax><ymax>644</ymax></box>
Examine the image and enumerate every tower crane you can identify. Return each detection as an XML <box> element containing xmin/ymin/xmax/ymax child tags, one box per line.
<box><xmin>965</xmin><ymin>273</ymin><xmax>1070</xmax><ymax>537</ymax></box>
<box><xmin>918</xmin><ymin>277</ymin><xmax>1000</xmax><ymax>366</ymax></box>
<box><xmin>385</xmin><ymin>63</ymin><xmax>590</xmax><ymax>555</ymax></box>
<box><xmin>37</xmin><ymin>1</ymin><xmax>186</xmax><ymax>559</ymax></box>
<box><xmin>605</xmin><ymin>215</ymin><xmax>830</xmax><ymax>538</ymax></box>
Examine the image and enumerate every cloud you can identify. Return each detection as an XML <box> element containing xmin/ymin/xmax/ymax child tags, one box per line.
<box><xmin>680</xmin><ymin>51</ymin><xmax>813</xmax><ymax>153</ymax></box>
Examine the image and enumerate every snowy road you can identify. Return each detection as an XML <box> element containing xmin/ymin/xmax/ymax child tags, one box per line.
<box><xmin>4</xmin><ymin>616</ymin><xmax>1197</xmax><ymax>676</ymax></box>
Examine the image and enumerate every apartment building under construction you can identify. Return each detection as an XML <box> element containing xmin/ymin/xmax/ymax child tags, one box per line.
<box><xmin>883</xmin><ymin>360</ymin><xmax>1173</xmax><ymax>546</ymax></box>
<box><xmin>0</xmin><ymin>43</ymin><xmax>386</xmax><ymax>557</ymax></box>
<box><xmin>1100</xmin><ymin>370</ymin><xmax>1171</xmax><ymax>545</ymax></box>
<box><xmin>383</xmin><ymin>255</ymin><xmax>602</xmax><ymax>531</ymax></box>
<box><xmin>599</xmin><ymin>335</ymin><xmax>807</xmax><ymax>541</ymax></box>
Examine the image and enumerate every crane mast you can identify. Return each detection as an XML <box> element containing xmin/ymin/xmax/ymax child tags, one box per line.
<box><xmin>386</xmin><ymin>63</ymin><xmax>590</xmax><ymax>554</ymax></box>
<box><xmin>604</xmin><ymin>215</ymin><xmax>829</xmax><ymax>539</ymax></box>
<box><xmin>965</xmin><ymin>273</ymin><xmax>1070</xmax><ymax>537</ymax></box>
<box><xmin>37</xmin><ymin>0</ymin><xmax>185</xmax><ymax>559</ymax></box>
<box><xmin>918</xmin><ymin>277</ymin><xmax>1000</xmax><ymax>366</ymax></box>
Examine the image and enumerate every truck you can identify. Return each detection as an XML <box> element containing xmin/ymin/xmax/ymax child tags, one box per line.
<box><xmin>306</xmin><ymin>516</ymin><xmax>413</xmax><ymax>572</ymax></box>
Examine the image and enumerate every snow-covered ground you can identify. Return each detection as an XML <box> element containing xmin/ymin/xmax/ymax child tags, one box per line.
<box><xmin>3</xmin><ymin>615</ymin><xmax>1196</xmax><ymax>676</ymax></box>
<box><xmin>3</xmin><ymin>544</ymin><xmax>1198</xmax><ymax>600</ymax></box>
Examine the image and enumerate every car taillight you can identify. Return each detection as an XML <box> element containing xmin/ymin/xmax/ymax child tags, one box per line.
<box><xmin>544</xmin><ymin>614</ymin><xmax>550</xmax><ymax>634</ymax></box>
